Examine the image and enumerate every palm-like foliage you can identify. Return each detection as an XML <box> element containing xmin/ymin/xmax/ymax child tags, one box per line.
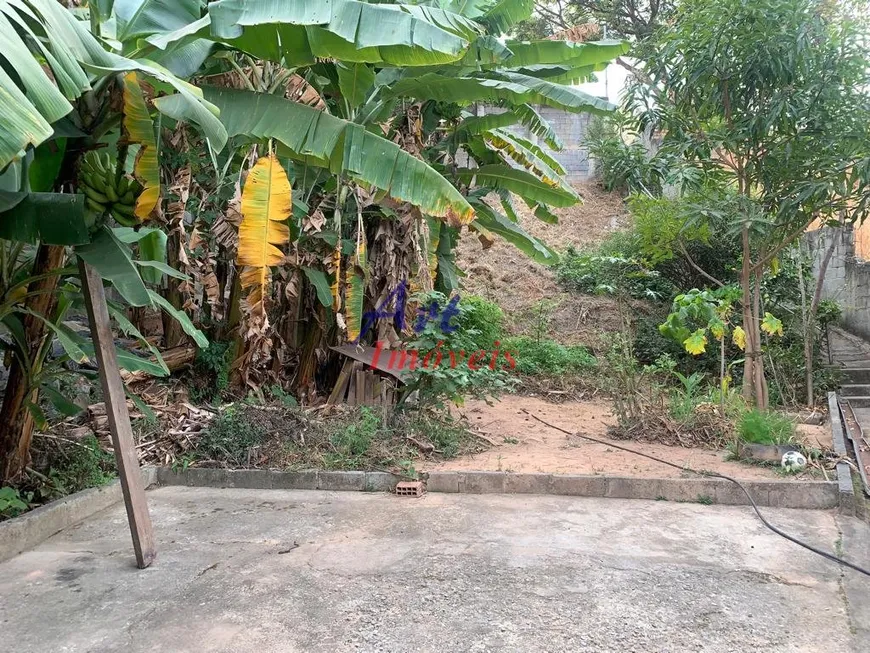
<box><xmin>0</xmin><ymin>0</ymin><xmax>627</xmax><ymax>479</ymax></box>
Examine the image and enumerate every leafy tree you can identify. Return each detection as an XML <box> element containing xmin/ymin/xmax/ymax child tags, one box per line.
<box><xmin>632</xmin><ymin>0</ymin><xmax>870</xmax><ymax>408</ymax></box>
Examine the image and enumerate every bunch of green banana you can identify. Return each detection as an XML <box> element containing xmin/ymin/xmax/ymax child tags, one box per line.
<box><xmin>78</xmin><ymin>151</ymin><xmax>143</xmax><ymax>230</ymax></box>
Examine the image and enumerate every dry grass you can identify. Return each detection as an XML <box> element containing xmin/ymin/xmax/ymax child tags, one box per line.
<box><xmin>456</xmin><ymin>183</ymin><xmax>634</xmax><ymax>349</ymax></box>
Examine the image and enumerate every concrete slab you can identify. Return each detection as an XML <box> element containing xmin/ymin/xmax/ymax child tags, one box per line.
<box><xmin>0</xmin><ymin>487</ymin><xmax>868</xmax><ymax>653</ymax></box>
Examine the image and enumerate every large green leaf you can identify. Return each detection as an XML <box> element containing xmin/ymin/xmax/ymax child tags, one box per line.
<box><xmin>0</xmin><ymin>192</ymin><xmax>90</xmax><ymax>245</ymax></box>
<box><xmin>147</xmin><ymin>290</ymin><xmax>208</xmax><ymax>348</ymax></box>
<box><xmin>137</xmin><ymin>228</ymin><xmax>168</xmax><ymax>285</ymax></box>
<box><xmin>456</xmin><ymin>165</ymin><xmax>579</xmax><ymax>207</ymax></box>
<box><xmin>479</xmin><ymin>0</ymin><xmax>534</xmax><ymax>35</ymax></box>
<box><xmin>79</xmin><ymin>340</ymin><xmax>169</xmax><ymax>376</ymax></box>
<box><xmin>389</xmin><ymin>71</ymin><xmax>616</xmax><ymax>115</ymax></box>
<box><xmin>183</xmin><ymin>87</ymin><xmax>474</xmax><ymax>224</ymax></box>
<box><xmin>336</xmin><ymin>63</ymin><xmax>376</xmax><ymax>111</ymax></box>
<box><xmin>455</xmin><ymin>106</ymin><xmax>562</xmax><ymax>151</ymax></box>
<box><xmin>75</xmin><ymin>226</ymin><xmax>151</xmax><ymax>307</ymax></box>
<box><xmin>302</xmin><ymin>266</ymin><xmax>333</xmax><ymax>308</ymax></box>
<box><xmin>511</xmin><ymin>104</ymin><xmax>563</xmax><ymax>150</ymax></box>
<box><xmin>0</xmin><ymin>10</ymin><xmax>72</xmax><ymax>124</ymax></box>
<box><xmin>42</xmin><ymin>384</ymin><xmax>84</xmax><ymax>417</ymax></box>
<box><xmin>498</xmin><ymin>39</ymin><xmax>630</xmax><ymax>69</ymax></box>
<box><xmin>105</xmin><ymin>300</ymin><xmax>170</xmax><ymax>375</ymax></box>
<box><xmin>0</xmin><ymin>0</ymin><xmax>228</xmax><ymax>167</ymax></box>
<box><xmin>470</xmin><ymin>200</ymin><xmax>558</xmax><ymax>265</ymax></box>
<box><xmin>0</xmin><ymin>64</ymin><xmax>53</xmax><ymax>167</ymax></box>
<box><xmin>114</xmin><ymin>0</ymin><xmax>201</xmax><ymax>41</ymax></box>
<box><xmin>484</xmin><ymin>129</ymin><xmax>567</xmax><ymax>184</ymax></box>
<box><xmin>28</xmin><ymin>138</ymin><xmax>67</xmax><ymax>192</ymax></box>
<box><xmin>207</xmin><ymin>0</ymin><xmax>471</xmax><ymax>66</ymax></box>
<box><xmin>19</xmin><ymin>309</ymin><xmax>88</xmax><ymax>363</ymax></box>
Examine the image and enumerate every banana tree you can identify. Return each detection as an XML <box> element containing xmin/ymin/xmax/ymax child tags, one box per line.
<box><xmin>153</xmin><ymin>2</ymin><xmax>624</xmax><ymax>391</ymax></box>
<box><xmin>148</xmin><ymin>1</ymin><xmax>629</xmax><ymax>396</ymax></box>
<box><xmin>0</xmin><ymin>0</ymin><xmax>218</xmax><ymax>481</ymax></box>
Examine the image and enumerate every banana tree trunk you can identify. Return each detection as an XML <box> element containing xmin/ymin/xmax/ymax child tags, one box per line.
<box><xmin>161</xmin><ymin>230</ymin><xmax>185</xmax><ymax>348</ymax></box>
<box><xmin>0</xmin><ymin>244</ymin><xmax>66</xmax><ymax>483</ymax></box>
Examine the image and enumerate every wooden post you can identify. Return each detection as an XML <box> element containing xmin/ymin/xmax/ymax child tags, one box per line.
<box><xmin>79</xmin><ymin>260</ymin><xmax>156</xmax><ymax>568</ymax></box>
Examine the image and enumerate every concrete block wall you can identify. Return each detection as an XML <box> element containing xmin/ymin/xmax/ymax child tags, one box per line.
<box><xmin>475</xmin><ymin>104</ymin><xmax>595</xmax><ymax>183</ymax></box>
<box><xmin>806</xmin><ymin>227</ymin><xmax>870</xmax><ymax>341</ymax></box>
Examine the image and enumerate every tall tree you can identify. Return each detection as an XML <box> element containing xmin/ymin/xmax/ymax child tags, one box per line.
<box><xmin>633</xmin><ymin>0</ymin><xmax>870</xmax><ymax>408</ymax></box>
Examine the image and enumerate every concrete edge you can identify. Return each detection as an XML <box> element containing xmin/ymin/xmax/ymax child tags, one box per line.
<box><xmin>0</xmin><ymin>467</ymin><xmax>156</xmax><ymax>564</ymax></box>
<box><xmin>829</xmin><ymin>391</ymin><xmax>859</xmax><ymax>517</ymax></box>
<box><xmin>155</xmin><ymin>467</ymin><xmax>839</xmax><ymax>510</ymax></box>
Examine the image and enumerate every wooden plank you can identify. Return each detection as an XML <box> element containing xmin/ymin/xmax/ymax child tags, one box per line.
<box><xmin>79</xmin><ymin>261</ymin><xmax>156</xmax><ymax>569</ymax></box>
<box><xmin>355</xmin><ymin>369</ymin><xmax>367</xmax><ymax>406</ymax></box>
<box><xmin>327</xmin><ymin>360</ymin><xmax>354</xmax><ymax>405</ymax></box>
<box><xmin>346</xmin><ymin>362</ymin><xmax>362</xmax><ymax>405</ymax></box>
<box><xmin>371</xmin><ymin>375</ymin><xmax>382</xmax><ymax>406</ymax></box>
<box><xmin>364</xmin><ymin>371</ymin><xmax>375</xmax><ymax>405</ymax></box>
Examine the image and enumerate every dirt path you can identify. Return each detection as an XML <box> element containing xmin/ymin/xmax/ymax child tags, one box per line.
<box><xmin>431</xmin><ymin>395</ymin><xmax>825</xmax><ymax>481</ymax></box>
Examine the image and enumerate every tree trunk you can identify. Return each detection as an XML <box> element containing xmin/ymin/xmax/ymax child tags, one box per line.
<box><xmin>161</xmin><ymin>230</ymin><xmax>185</xmax><ymax>348</ymax></box>
<box><xmin>0</xmin><ymin>244</ymin><xmax>66</xmax><ymax>483</ymax></box>
<box><xmin>740</xmin><ymin>226</ymin><xmax>755</xmax><ymax>401</ymax></box>
<box><xmin>740</xmin><ymin>226</ymin><xmax>768</xmax><ymax>410</ymax></box>
<box><xmin>803</xmin><ymin>229</ymin><xmax>839</xmax><ymax>406</ymax></box>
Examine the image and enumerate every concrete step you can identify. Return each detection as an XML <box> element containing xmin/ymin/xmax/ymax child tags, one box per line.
<box><xmin>844</xmin><ymin>396</ymin><xmax>870</xmax><ymax>408</ymax></box>
<box><xmin>840</xmin><ymin>384</ymin><xmax>870</xmax><ymax>397</ymax></box>
<box><xmin>840</xmin><ymin>368</ymin><xmax>870</xmax><ymax>384</ymax></box>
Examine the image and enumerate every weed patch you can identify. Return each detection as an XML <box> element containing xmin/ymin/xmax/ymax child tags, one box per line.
<box><xmin>503</xmin><ymin>335</ymin><xmax>595</xmax><ymax>376</ymax></box>
<box><xmin>738</xmin><ymin>409</ymin><xmax>796</xmax><ymax>446</ymax></box>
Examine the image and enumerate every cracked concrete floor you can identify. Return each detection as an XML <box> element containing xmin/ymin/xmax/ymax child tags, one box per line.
<box><xmin>0</xmin><ymin>487</ymin><xmax>868</xmax><ymax>652</ymax></box>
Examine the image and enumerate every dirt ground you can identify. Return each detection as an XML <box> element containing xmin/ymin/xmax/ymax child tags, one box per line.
<box><xmin>433</xmin><ymin>395</ymin><xmax>832</xmax><ymax>481</ymax></box>
<box><xmin>456</xmin><ymin>184</ymin><xmax>639</xmax><ymax>348</ymax></box>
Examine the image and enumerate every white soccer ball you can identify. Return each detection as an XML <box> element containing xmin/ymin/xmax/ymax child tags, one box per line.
<box><xmin>781</xmin><ymin>450</ymin><xmax>807</xmax><ymax>470</ymax></box>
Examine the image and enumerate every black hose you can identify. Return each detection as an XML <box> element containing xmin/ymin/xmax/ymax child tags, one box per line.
<box><xmin>522</xmin><ymin>409</ymin><xmax>870</xmax><ymax>578</ymax></box>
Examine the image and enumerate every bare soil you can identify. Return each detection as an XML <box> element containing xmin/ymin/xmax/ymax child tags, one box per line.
<box><xmin>456</xmin><ymin>183</ymin><xmax>638</xmax><ymax>348</ymax></box>
<box><xmin>431</xmin><ymin>395</ymin><xmax>829</xmax><ymax>481</ymax></box>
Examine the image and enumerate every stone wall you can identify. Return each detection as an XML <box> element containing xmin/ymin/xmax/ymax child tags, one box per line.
<box><xmin>806</xmin><ymin>227</ymin><xmax>870</xmax><ymax>340</ymax></box>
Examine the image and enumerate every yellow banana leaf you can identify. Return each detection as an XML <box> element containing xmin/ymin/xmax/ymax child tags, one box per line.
<box><xmin>122</xmin><ymin>72</ymin><xmax>159</xmax><ymax>221</ymax></box>
<box><xmin>331</xmin><ymin>243</ymin><xmax>342</xmax><ymax>311</ymax></box>
<box><xmin>238</xmin><ymin>154</ymin><xmax>292</xmax><ymax>308</ymax></box>
<box><xmin>344</xmin><ymin>237</ymin><xmax>367</xmax><ymax>342</ymax></box>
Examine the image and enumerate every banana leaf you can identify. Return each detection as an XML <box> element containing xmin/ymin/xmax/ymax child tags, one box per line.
<box><xmin>0</xmin><ymin>192</ymin><xmax>89</xmax><ymax>245</ymax></box>
<box><xmin>455</xmin><ymin>165</ymin><xmax>579</xmax><ymax>207</ymax></box>
<box><xmin>188</xmin><ymin>88</ymin><xmax>474</xmax><ymax>224</ymax></box>
<box><xmin>470</xmin><ymin>200</ymin><xmax>558</xmax><ymax>265</ymax></box>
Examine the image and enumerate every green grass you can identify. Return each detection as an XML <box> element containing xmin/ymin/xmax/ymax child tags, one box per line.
<box><xmin>501</xmin><ymin>335</ymin><xmax>596</xmax><ymax>376</ymax></box>
<box><xmin>737</xmin><ymin>409</ymin><xmax>796</xmax><ymax>445</ymax></box>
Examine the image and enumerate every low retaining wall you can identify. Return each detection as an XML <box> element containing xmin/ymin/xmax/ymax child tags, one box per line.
<box><xmin>156</xmin><ymin>467</ymin><xmax>840</xmax><ymax>511</ymax></box>
<box><xmin>0</xmin><ymin>466</ymin><xmax>848</xmax><ymax>563</ymax></box>
<box><xmin>0</xmin><ymin>467</ymin><xmax>157</xmax><ymax>564</ymax></box>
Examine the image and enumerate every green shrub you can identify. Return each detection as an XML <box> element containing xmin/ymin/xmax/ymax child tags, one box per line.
<box><xmin>197</xmin><ymin>406</ymin><xmax>267</xmax><ymax>466</ymax></box>
<box><xmin>190</xmin><ymin>341</ymin><xmax>232</xmax><ymax>402</ymax></box>
<box><xmin>0</xmin><ymin>487</ymin><xmax>29</xmax><ymax>520</ymax></box>
<box><xmin>455</xmin><ymin>295</ymin><xmax>505</xmax><ymax>349</ymax></box>
<box><xmin>738</xmin><ymin>409</ymin><xmax>796</xmax><ymax>445</ymax></box>
<box><xmin>45</xmin><ymin>435</ymin><xmax>116</xmax><ymax>496</ymax></box>
<box><xmin>332</xmin><ymin>407</ymin><xmax>381</xmax><ymax>460</ymax></box>
<box><xmin>556</xmin><ymin>244</ymin><xmax>675</xmax><ymax>301</ymax></box>
<box><xmin>502</xmin><ymin>335</ymin><xmax>596</xmax><ymax>376</ymax></box>
<box><xmin>586</xmin><ymin>115</ymin><xmax>670</xmax><ymax>196</ymax></box>
<box><xmin>404</xmin><ymin>291</ymin><xmax>515</xmax><ymax>407</ymax></box>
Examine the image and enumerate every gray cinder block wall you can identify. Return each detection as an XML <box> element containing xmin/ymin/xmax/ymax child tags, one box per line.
<box><xmin>474</xmin><ymin>104</ymin><xmax>596</xmax><ymax>183</ymax></box>
<box><xmin>806</xmin><ymin>227</ymin><xmax>870</xmax><ymax>341</ymax></box>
